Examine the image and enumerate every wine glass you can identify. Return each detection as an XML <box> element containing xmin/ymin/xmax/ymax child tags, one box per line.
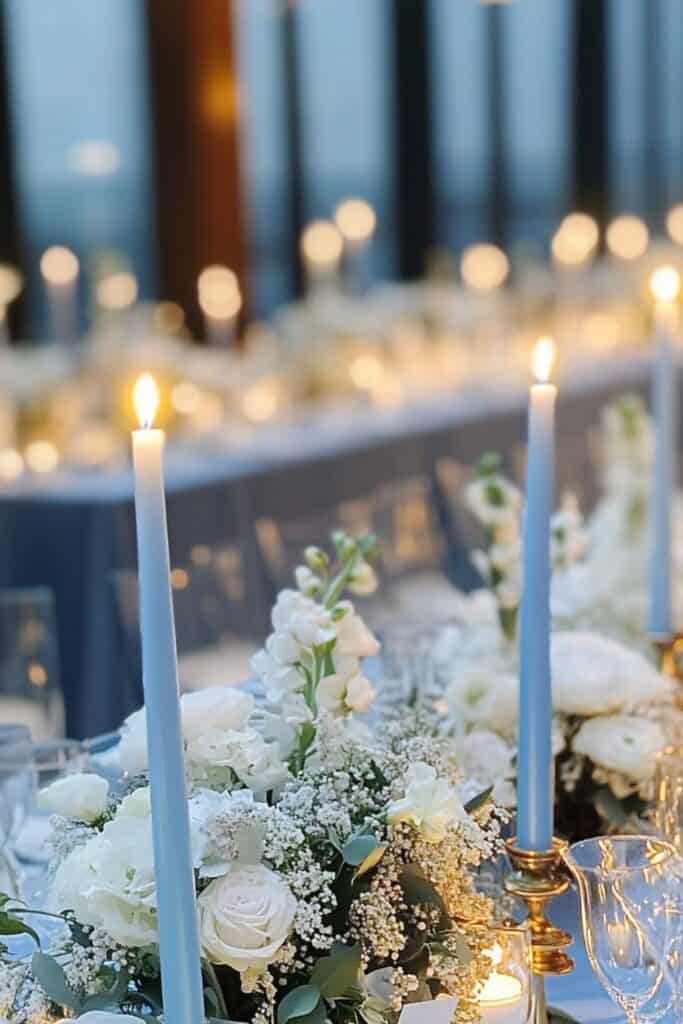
<box><xmin>565</xmin><ymin>836</ymin><xmax>683</xmax><ymax>1023</ymax></box>
<box><xmin>0</xmin><ymin>727</ymin><xmax>33</xmax><ymax>897</ymax></box>
<box><xmin>0</xmin><ymin>588</ymin><xmax>64</xmax><ymax>739</ymax></box>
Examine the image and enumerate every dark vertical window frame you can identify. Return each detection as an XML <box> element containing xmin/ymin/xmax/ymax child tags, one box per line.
<box><xmin>642</xmin><ymin>0</ymin><xmax>664</xmax><ymax>225</ymax></box>
<box><xmin>572</xmin><ymin>0</ymin><xmax>609</xmax><ymax>229</ymax></box>
<box><xmin>391</xmin><ymin>0</ymin><xmax>435</xmax><ymax>279</ymax></box>
<box><xmin>486</xmin><ymin>3</ymin><xmax>507</xmax><ymax>247</ymax></box>
<box><xmin>281</xmin><ymin>2</ymin><xmax>305</xmax><ymax>298</ymax></box>
<box><xmin>0</xmin><ymin>1</ymin><xmax>24</xmax><ymax>338</ymax></box>
<box><xmin>145</xmin><ymin>0</ymin><xmax>247</xmax><ymax>336</ymax></box>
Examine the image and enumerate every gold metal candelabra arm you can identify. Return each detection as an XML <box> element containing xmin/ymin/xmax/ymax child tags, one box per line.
<box><xmin>504</xmin><ymin>837</ymin><xmax>574</xmax><ymax>977</ymax></box>
<box><xmin>653</xmin><ymin>633</ymin><xmax>683</xmax><ymax>686</ymax></box>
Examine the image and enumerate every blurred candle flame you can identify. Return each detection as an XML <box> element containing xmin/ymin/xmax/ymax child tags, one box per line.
<box><xmin>650</xmin><ymin>265</ymin><xmax>680</xmax><ymax>304</ymax></box>
<box><xmin>134</xmin><ymin>373</ymin><xmax>160</xmax><ymax>430</ymax></box>
<box><xmin>532</xmin><ymin>336</ymin><xmax>556</xmax><ymax>384</ymax></box>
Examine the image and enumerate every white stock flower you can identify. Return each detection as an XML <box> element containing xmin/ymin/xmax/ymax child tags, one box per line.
<box><xmin>271</xmin><ymin>589</ymin><xmax>336</xmax><ymax>646</ymax></box>
<box><xmin>334</xmin><ymin>601</ymin><xmax>380</xmax><ymax>658</ymax></box>
<box><xmin>387</xmin><ymin>761</ymin><xmax>467</xmax><ymax>842</ymax></box>
<box><xmin>551</xmin><ymin>631</ymin><xmax>672</xmax><ymax>716</ymax></box>
<box><xmin>465</xmin><ymin>476</ymin><xmax>522</xmax><ymax>528</ymax></box>
<box><xmin>197</xmin><ymin>863</ymin><xmax>297</xmax><ymax>972</ymax></box>
<box><xmin>347</xmin><ymin>559</ymin><xmax>378</xmax><ymax>596</ymax></box>
<box><xmin>572</xmin><ymin>714</ymin><xmax>666</xmax><ymax>782</ymax></box>
<box><xmin>37</xmin><ymin>773</ymin><xmax>109</xmax><ymax>822</ymax></box>
<box><xmin>295</xmin><ymin>565</ymin><xmax>321</xmax><ymax>595</ymax></box>
<box><xmin>317</xmin><ymin>671</ymin><xmax>376</xmax><ymax>715</ymax></box>
<box><xmin>119</xmin><ymin>686</ymin><xmax>254</xmax><ymax>775</ymax></box>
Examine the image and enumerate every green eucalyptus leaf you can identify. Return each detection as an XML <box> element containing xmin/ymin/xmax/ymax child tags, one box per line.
<box><xmin>31</xmin><ymin>951</ymin><xmax>82</xmax><ymax>1012</ymax></box>
<box><xmin>277</xmin><ymin>983</ymin><xmax>321</xmax><ymax>1024</ymax></box>
<box><xmin>548</xmin><ymin>1009</ymin><xmax>581</xmax><ymax>1024</ymax></box>
<box><xmin>400</xmin><ymin>865</ymin><xmax>447</xmax><ymax>915</ymax></box>
<box><xmin>0</xmin><ymin>912</ymin><xmax>40</xmax><ymax>947</ymax></box>
<box><xmin>310</xmin><ymin>942</ymin><xmax>362</xmax><ymax>999</ymax></box>
<box><xmin>593</xmin><ymin>786</ymin><xmax>628</xmax><ymax>827</ymax></box>
<box><xmin>464</xmin><ymin>786</ymin><xmax>494</xmax><ymax>815</ymax></box>
<box><xmin>342</xmin><ymin>835</ymin><xmax>381</xmax><ymax>867</ymax></box>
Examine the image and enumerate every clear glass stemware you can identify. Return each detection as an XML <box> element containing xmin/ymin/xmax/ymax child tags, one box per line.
<box><xmin>565</xmin><ymin>835</ymin><xmax>683</xmax><ymax>1024</ymax></box>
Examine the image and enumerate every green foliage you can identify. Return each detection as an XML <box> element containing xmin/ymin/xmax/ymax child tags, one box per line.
<box><xmin>31</xmin><ymin>951</ymin><xmax>82</xmax><ymax>1012</ymax></box>
<box><xmin>342</xmin><ymin>834</ymin><xmax>383</xmax><ymax>867</ymax></box>
<box><xmin>464</xmin><ymin>786</ymin><xmax>493</xmax><ymax>816</ymax></box>
<box><xmin>277</xmin><ymin>983</ymin><xmax>321</xmax><ymax>1023</ymax></box>
<box><xmin>400</xmin><ymin>865</ymin><xmax>447</xmax><ymax>917</ymax></box>
<box><xmin>310</xmin><ymin>942</ymin><xmax>362</xmax><ymax>1000</ymax></box>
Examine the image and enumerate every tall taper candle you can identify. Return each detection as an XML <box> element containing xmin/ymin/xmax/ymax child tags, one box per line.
<box><xmin>517</xmin><ymin>337</ymin><xmax>556</xmax><ymax>852</ymax></box>
<box><xmin>649</xmin><ymin>266</ymin><xmax>680</xmax><ymax>639</ymax></box>
<box><xmin>132</xmin><ymin>374</ymin><xmax>204</xmax><ymax>1024</ymax></box>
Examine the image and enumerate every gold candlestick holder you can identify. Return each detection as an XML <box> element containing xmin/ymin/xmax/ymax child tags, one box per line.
<box><xmin>653</xmin><ymin>632</ymin><xmax>683</xmax><ymax>683</ymax></box>
<box><xmin>504</xmin><ymin>837</ymin><xmax>574</xmax><ymax>976</ymax></box>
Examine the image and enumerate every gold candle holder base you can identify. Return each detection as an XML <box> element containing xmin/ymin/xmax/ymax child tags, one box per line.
<box><xmin>653</xmin><ymin>632</ymin><xmax>683</xmax><ymax>683</ymax></box>
<box><xmin>504</xmin><ymin>837</ymin><xmax>574</xmax><ymax>977</ymax></box>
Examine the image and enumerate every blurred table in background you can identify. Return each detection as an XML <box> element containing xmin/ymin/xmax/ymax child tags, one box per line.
<box><xmin>0</xmin><ymin>349</ymin><xmax>657</xmax><ymax>737</ymax></box>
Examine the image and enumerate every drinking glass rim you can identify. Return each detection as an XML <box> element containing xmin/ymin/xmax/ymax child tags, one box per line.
<box><xmin>565</xmin><ymin>834</ymin><xmax>677</xmax><ymax>875</ymax></box>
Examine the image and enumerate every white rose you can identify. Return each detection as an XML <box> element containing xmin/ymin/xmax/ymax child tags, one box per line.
<box><xmin>551</xmin><ymin>632</ymin><xmax>672</xmax><ymax>716</ymax></box>
<box><xmin>119</xmin><ymin>686</ymin><xmax>254</xmax><ymax>775</ymax></box>
<box><xmin>334</xmin><ymin>602</ymin><xmax>380</xmax><ymax>658</ymax></box>
<box><xmin>197</xmin><ymin>863</ymin><xmax>297</xmax><ymax>972</ymax></box>
<box><xmin>572</xmin><ymin>714</ymin><xmax>666</xmax><ymax>782</ymax></box>
<box><xmin>37</xmin><ymin>773</ymin><xmax>109</xmax><ymax>823</ymax></box>
<box><xmin>117</xmin><ymin>786</ymin><xmax>152</xmax><ymax>818</ymax></box>
<box><xmin>347</xmin><ymin>560</ymin><xmax>378</xmax><ymax>596</ymax></box>
<box><xmin>387</xmin><ymin>761</ymin><xmax>467</xmax><ymax>842</ymax></box>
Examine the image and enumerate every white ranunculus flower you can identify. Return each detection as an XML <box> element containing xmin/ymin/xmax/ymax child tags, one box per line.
<box><xmin>387</xmin><ymin>761</ymin><xmax>467</xmax><ymax>842</ymax></box>
<box><xmin>347</xmin><ymin>559</ymin><xmax>378</xmax><ymax>596</ymax></box>
<box><xmin>197</xmin><ymin>863</ymin><xmax>297</xmax><ymax>972</ymax></box>
<box><xmin>37</xmin><ymin>773</ymin><xmax>109</xmax><ymax>822</ymax></box>
<box><xmin>572</xmin><ymin>714</ymin><xmax>666</xmax><ymax>781</ymax></box>
<box><xmin>551</xmin><ymin>631</ymin><xmax>672</xmax><ymax>716</ymax></box>
<box><xmin>334</xmin><ymin>601</ymin><xmax>380</xmax><ymax>658</ymax></box>
<box><xmin>119</xmin><ymin>686</ymin><xmax>254</xmax><ymax>775</ymax></box>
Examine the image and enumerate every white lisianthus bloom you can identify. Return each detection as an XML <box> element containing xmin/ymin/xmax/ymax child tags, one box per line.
<box><xmin>119</xmin><ymin>686</ymin><xmax>254</xmax><ymax>775</ymax></box>
<box><xmin>446</xmin><ymin>660</ymin><xmax>518</xmax><ymax>735</ymax></box>
<box><xmin>185</xmin><ymin>728</ymin><xmax>288</xmax><ymax>793</ymax></box>
<box><xmin>387</xmin><ymin>761</ymin><xmax>467</xmax><ymax>842</ymax></box>
<box><xmin>61</xmin><ymin>1015</ymin><xmax>142</xmax><ymax>1024</ymax></box>
<box><xmin>55</xmin><ymin>814</ymin><xmax>158</xmax><ymax>947</ymax></box>
<box><xmin>37</xmin><ymin>773</ymin><xmax>108</xmax><ymax>822</ymax></box>
<box><xmin>572</xmin><ymin>714</ymin><xmax>666</xmax><ymax>782</ymax></box>
<box><xmin>334</xmin><ymin>601</ymin><xmax>380</xmax><ymax>658</ymax></box>
<box><xmin>551</xmin><ymin>631</ymin><xmax>672</xmax><ymax>716</ymax></box>
<box><xmin>197</xmin><ymin>863</ymin><xmax>297</xmax><ymax>972</ymax></box>
<box><xmin>347</xmin><ymin>559</ymin><xmax>378</xmax><ymax>596</ymax></box>
<box><xmin>317</xmin><ymin>671</ymin><xmax>376</xmax><ymax>715</ymax></box>
<box><xmin>458</xmin><ymin>730</ymin><xmax>516</xmax><ymax>808</ymax></box>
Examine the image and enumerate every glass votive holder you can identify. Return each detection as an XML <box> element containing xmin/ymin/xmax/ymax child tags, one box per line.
<box><xmin>476</xmin><ymin>922</ymin><xmax>534</xmax><ymax>1024</ymax></box>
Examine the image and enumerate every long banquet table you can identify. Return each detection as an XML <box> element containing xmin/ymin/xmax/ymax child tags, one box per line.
<box><xmin>0</xmin><ymin>351</ymin><xmax>664</xmax><ymax>737</ymax></box>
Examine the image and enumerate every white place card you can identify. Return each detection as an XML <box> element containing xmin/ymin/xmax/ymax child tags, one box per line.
<box><xmin>398</xmin><ymin>997</ymin><xmax>459</xmax><ymax>1023</ymax></box>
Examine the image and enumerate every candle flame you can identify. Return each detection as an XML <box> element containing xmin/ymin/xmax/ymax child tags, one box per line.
<box><xmin>650</xmin><ymin>265</ymin><xmax>680</xmax><ymax>304</ymax></box>
<box><xmin>532</xmin><ymin>336</ymin><xmax>556</xmax><ymax>384</ymax></box>
<box><xmin>133</xmin><ymin>373</ymin><xmax>160</xmax><ymax>430</ymax></box>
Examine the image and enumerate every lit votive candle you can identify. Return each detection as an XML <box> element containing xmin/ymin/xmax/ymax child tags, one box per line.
<box><xmin>197</xmin><ymin>265</ymin><xmax>241</xmax><ymax>346</ymax></box>
<box><xmin>478</xmin><ymin>971</ymin><xmax>524</xmax><ymax>1024</ymax></box>
<box><xmin>335</xmin><ymin>197</ymin><xmax>376</xmax><ymax>295</ymax></box>
<box><xmin>300</xmin><ymin>220</ymin><xmax>343</xmax><ymax>297</ymax></box>
<box><xmin>40</xmin><ymin>246</ymin><xmax>80</xmax><ymax>344</ymax></box>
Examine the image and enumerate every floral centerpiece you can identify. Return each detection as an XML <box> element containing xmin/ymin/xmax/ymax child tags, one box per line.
<box><xmin>0</xmin><ymin>534</ymin><xmax>503</xmax><ymax>1024</ymax></box>
<box><xmin>420</xmin><ymin>409</ymin><xmax>683</xmax><ymax>840</ymax></box>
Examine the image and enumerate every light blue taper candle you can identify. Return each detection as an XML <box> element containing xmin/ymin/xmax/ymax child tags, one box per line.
<box><xmin>132</xmin><ymin>374</ymin><xmax>204</xmax><ymax>1024</ymax></box>
<box><xmin>649</xmin><ymin>268</ymin><xmax>680</xmax><ymax>639</ymax></box>
<box><xmin>517</xmin><ymin>339</ymin><xmax>556</xmax><ymax>852</ymax></box>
